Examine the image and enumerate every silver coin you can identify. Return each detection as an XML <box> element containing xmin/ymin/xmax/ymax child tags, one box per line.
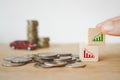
<box><xmin>67</xmin><ymin>57</ymin><xmax>76</xmax><ymax>63</ymax></box>
<box><xmin>71</xmin><ymin>57</ymin><xmax>77</xmax><ymax>61</ymax></box>
<box><xmin>37</xmin><ymin>52</ymin><xmax>58</xmax><ymax>58</ymax></box>
<box><xmin>72</xmin><ymin>54</ymin><xmax>81</xmax><ymax>62</ymax></box>
<box><xmin>34</xmin><ymin>62</ymin><xmax>53</xmax><ymax>68</ymax></box>
<box><xmin>4</xmin><ymin>56</ymin><xmax>17</xmax><ymax>61</ymax></box>
<box><xmin>55</xmin><ymin>56</ymin><xmax>72</xmax><ymax>62</ymax></box>
<box><xmin>44</xmin><ymin>61</ymin><xmax>67</xmax><ymax>67</ymax></box>
<box><xmin>58</xmin><ymin>53</ymin><xmax>72</xmax><ymax>57</ymax></box>
<box><xmin>1</xmin><ymin>62</ymin><xmax>25</xmax><ymax>67</ymax></box>
<box><xmin>66</xmin><ymin>62</ymin><xmax>86</xmax><ymax>68</ymax></box>
<box><xmin>34</xmin><ymin>57</ymin><xmax>54</xmax><ymax>63</ymax></box>
<box><xmin>33</xmin><ymin>56</ymin><xmax>41</xmax><ymax>61</ymax></box>
<box><xmin>22</xmin><ymin>54</ymin><xmax>35</xmax><ymax>59</ymax></box>
<box><xmin>72</xmin><ymin>54</ymin><xmax>79</xmax><ymax>59</ymax></box>
<box><xmin>33</xmin><ymin>57</ymin><xmax>44</xmax><ymax>63</ymax></box>
<box><xmin>41</xmin><ymin>58</ymin><xmax>54</xmax><ymax>62</ymax></box>
<box><xmin>11</xmin><ymin>57</ymin><xmax>32</xmax><ymax>63</ymax></box>
<box><xmin>76</xmin><ymin>58</ymin><xmax>81</xmax><ymax>62</ymax></box>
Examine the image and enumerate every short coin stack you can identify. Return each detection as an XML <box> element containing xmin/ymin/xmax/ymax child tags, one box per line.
<box><xmin>37</xmin><ymin>37</ymin><xmax>50</xmax><ymax>48</ymax></box>
<box><xmin>2</xmin><ymin>52</ymin><xmax>86</xmax><ymax>68</ymax></box>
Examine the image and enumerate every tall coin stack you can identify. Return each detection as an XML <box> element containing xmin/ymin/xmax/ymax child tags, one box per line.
<box><xmin>37</xmin><ymin>37</ymin><xmax>50</xmax><ymax>48</ymax></box>
<box><xmin>27</xmin><ymin>20</ymin><xmax>38</xmax><ymax>44</ymax></box>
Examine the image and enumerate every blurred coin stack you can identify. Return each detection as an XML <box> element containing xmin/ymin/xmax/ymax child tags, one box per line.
<box><xmin>27</xmin><ymin>20</ymin><xmax>38</xmax><ymax>44</ymax></box>
<box><xmin>27</xmin><ymin>20</ymin><xmax>50</xmax><ymax>48</ymax></box>
<box><xmin>37</xmin><ymin>37</ymin><xmax>50</xmax><ymax>48</ymax></box>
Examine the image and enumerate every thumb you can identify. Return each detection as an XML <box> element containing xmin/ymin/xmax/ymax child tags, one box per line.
<box><xmin>97</xmin><ymin>20</ymin><xmax>120</xmax><ymax>36</ymax></box>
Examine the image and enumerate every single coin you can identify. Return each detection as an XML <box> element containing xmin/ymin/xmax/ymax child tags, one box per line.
<box><xmin>22</xmin><ymin>54</ymin><xmax>35</xmax><ymax>59</ymax></box>
<box><xmin>72</xmin><ymin>54</ymin><xmax>79</xmax><ymax>59</ymax></box>
<box><xmin>37</xmin><ymin>52</ymin><xmax>58</xmax><ymax>58</ymax></box>
<box><xmin>4</xmin><ymin>56</ymin><xmax>17</xmax><ymax>61</ymax></box>
<box><xmin>1</xmin><ymin>62</ymin><xmax>25</xmax><ymax>67</ymax></box>
<box><xmin>34</xmin><ymin>62</ymin><xmax>53</xmax><ymax>68</ymax></box>
<box><xmin>41</xmin><ymin>58</ymin><xmax>54</xmax><ymax>62</ymax></box>
<box><xmin>76</xmin><ymin>58</ymin><xmax>81</xmax><ymax>62</ymax></box>
<box><xmin>67</xmin><ymin>57</ymin><xmax>76</xmax><ymax>63</ymax></box>
<box><xmin>57</xmin><ymin>53</ymin><xmax>72</xmax><ymax>57</ymax></box>
<box><xmin>66</xmin><ymin>62</ymin><xmax>86</xmax><ymax>68</ymax></box>
<box><xmin>55</xmin><ymin>56</ymin><xmax>72</xmax><ymax>62</ymax></box>
<box><xmin>33</xmin><ymin>57</ymin><xmax>54</xmax><ymax>63</ymax></box>
<box><xmin>33</xmin><ymin>57</ymin><xmax>44</xmax><ymax>63</ymax></box>
<box><xmin>72</xmin><ymin>54</ymin><xmax>81</xmax><ymax>62</ymax></box>
<box><xmin>44</xmin><ymin>61</ymin><xmax>67</xmax><ymax>67</ymax></box>
<box><xmin>11</xmin><ymin>57</ymin><xmax>32</xmax><ymax>63</ymax></box>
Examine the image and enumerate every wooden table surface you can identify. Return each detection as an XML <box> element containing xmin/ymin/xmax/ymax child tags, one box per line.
<box><xmin>0</xmin><ymin>43</ymin><xmax>120</xmax><ymax>80</ymax></box>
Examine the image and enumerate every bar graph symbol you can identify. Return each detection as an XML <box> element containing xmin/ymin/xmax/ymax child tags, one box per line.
<box><xmin>93</xmin><ymin>32</ymin><xmax>103</xmax><ymax>42</ymax></box>
<box><xmin>84</xmin><ymin>48</ymin><xmax>95</xmax><ymax>58</ymax></box>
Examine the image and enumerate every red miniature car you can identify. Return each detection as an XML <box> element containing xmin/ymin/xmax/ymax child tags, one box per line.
<box><xmin>9</xmin><ymin>40</ymin><xmax>37</xmax><ymax>50</ymax></box>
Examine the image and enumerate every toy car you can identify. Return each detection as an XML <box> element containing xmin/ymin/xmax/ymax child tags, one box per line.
<box><xmin>9</xmin><ymin>40</ymin><xmax>37</xmax><ymax>50</ymax></box>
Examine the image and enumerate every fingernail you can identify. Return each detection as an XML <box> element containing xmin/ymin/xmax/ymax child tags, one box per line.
<box><xmin>102</xmin><ymin>24</ymin><xmax>114</xmax><ymax>32</ymax></box>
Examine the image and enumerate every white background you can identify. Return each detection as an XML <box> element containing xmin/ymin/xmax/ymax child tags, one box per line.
<box><xmin>0</xmin><ymin>0</ymin><xmax>120</xmax><ymax>43</ymax></box>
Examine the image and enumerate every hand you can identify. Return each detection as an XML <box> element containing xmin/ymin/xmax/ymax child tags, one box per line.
<box><xmin>97</xmin><ymin>16</ymin><xmax>120</xmax><ymax>36</ymax></box>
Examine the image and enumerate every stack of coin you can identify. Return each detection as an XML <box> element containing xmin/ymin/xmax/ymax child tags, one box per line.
<box><xmin>27</xmin><ymin>20</ymin><xmax>38</xmax><ymax>44</ymax></box>
<box><xmin>72</xmin><ymin>54</ymin><xmax>81</xmax><ymax>62</ymax></box>
<box><xmin>34</xmin><ymin>52</ymin><xmax>85</xmax><ymax>68</ymax></box>
<box><xmin>33</xmin><ymin>52</ymin><xmax>58</xmax><ymax>63</ymax></box>
<box><xmin>37</xmin><ymin>37</ymin><xmax>50</xmax><ymax>48</ymax></box>
<box><xmin>2</xmin><ymin>52</ymin><xmax>86</xmax><ymax>68</ymax></box>
<box><xmin>2</xmin><ymin>56</ymin><xmax>32</xmax><ymax>67</ymax></box>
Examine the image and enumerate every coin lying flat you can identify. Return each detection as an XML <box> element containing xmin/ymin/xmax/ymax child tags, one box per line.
<box><xmin>37</xmin><ymin>52</ymin><xmax>58</xmax><ymax>58</ymax></box>
<box><xmin>58</xmin><ymin>53</ymin><xmax>72</xmax><ymax>57</ymax></box>
<box><xmin>34</xmin><ymin>62</ymin><xmax>53</xmax><ymax>68</ymax></box>
<box><xmin>72</xmin><ymin>54</ymin><xmax>81</xmax><ymax>62</ymax></box>
<box><xmin>11</xmin><ymin>57</ymin><xmax>32</xmax><ymax>63</ymax></box>
<box><xmin>76</xmin><ymin>58</ymin><xmax>81</xmax><ymax>62</ymax></box>
<box><xmin>33</xmin><ymin>57</ymin><xmax>44</xmax><ymax>63</ymax></box>
<box><xmin>67</xmin><ymin>57</ymin><xmax>76</xmax><ymax>63</ymax></box>
<box><xmin>44</xmin><ymin>61</ymin><xmax>67</xmax><ymax>67</ymax></box>
<box><xmin>55</xmin><ymin>56</ymin><xmax>72</xmax><ymax>62</ymax></box>
<box><xmin>22</xmin><ymin>54</ymin><xmax>35</xmax><ymax>59</ymax></box>
<box><xmin>4</xmin><ymin>56</ymin><xmax>17</xmax><ymax>61</ymax></box>
<box><xmin>41</xmin><ymin>58</ymin><xmax>54</xmax><ymax>62</ymax></box>
<box><xmin>66</xmin><ymin>62</ymin><xmax>86</xmax><ymax>68</ymax></box>
<box><xmin>72</xmin><ymin>54</ymin><xmax>79</xmax><ymax>59</ymax></box>
<box><xmin>33</xmin><ymin>57</ymin><xmax>54</xmax><ymax>63</ymax></box>
<box><xmin>1</xmin><ymin>62</ymin><xmax>26</xmax><ymax>67</ymax></box>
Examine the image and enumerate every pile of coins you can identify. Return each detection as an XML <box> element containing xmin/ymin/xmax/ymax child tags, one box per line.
<box><xmin>2</xmin><ymin>52</ymin><xmax>86</xmax><ymax>68</ymax></box>
<box><xmin>27</xmin><ymin>20</ymin><xmax>50</xmax><ymax>48</ymax></box>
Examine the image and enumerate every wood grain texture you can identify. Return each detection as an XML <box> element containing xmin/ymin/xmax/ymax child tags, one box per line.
<box><xmin>0</xmin><ymin>43</ymin><xmax>120</xmax><ymax>80</ymax></box>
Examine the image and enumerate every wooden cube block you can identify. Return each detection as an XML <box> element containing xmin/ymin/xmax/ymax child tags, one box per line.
<box><xmin>88</xmin><ymin>28</ymin><xmax>105</xmax><ymax>46</ymax></box>
<box><xmin>80</xmin><ymin>43</ymin><xmax>99</xmax><ymax>62</ymax></box>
